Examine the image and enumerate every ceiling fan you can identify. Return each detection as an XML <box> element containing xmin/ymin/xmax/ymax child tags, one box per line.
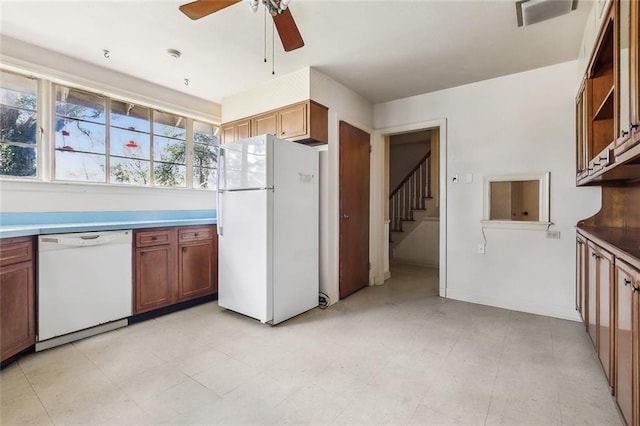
<box><xmin>179</xmin><ymin>0</ymin><xmax>304</xmax><ymax>52</ymax></box>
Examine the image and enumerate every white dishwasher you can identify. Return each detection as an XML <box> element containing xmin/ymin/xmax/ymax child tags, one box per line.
<box><xmin>37</xmin><ymin>230</ymin><xmax>132</xmax><ymax>350</ymax></box>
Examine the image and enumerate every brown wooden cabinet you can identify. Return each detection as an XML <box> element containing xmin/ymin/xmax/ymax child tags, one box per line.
<box><xmin>220</xmin><ymin>119</ymin><xmax>251</xmax><ymax>144</ymax></box>
<box><xmin>577</xmin><ymin>0</ymin><xmax>640</xmax><ymax>185</ymax></box>
<box><xmin>614</xmin><ymin>258</ymin><xmax>640</xmax><ymax>426</ymax></box>
<box><xmin>221</xmin><ymin>100</ymin><xmax>328</xmax><ymax>145</ymax></box>
<box><xmin>576</xmin><ymin>233</ymin><xmax>588</xmax><ymax>324</ymax></box>
<box><xmin>134</xmin><ymin>228</ymin><xmax>176</xmax><ymax>314</ymax></box>
<box><xmin>133</xmin><ymin>225</ymin><xmax>217</xmax><ymax>315</ymax></box>
<box><xmin>0</xmin><ymin>236</ymin><xmax>35</xmax><ymax>362</ymax></box>
<box><xmin>178</xmin><ymin>226</ymin><xmax>217</xmax><ymax>301</ymax></box>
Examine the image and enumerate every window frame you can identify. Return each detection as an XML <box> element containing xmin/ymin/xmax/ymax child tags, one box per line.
<box><xmin>0</xmin><ymin>68</ymin><xmax>219</xmax><ymax>190</ymax></box>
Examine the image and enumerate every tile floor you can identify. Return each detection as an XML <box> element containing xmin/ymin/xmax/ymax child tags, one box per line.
<box><xmin>1</xmin><ymin>263</ymin><xmax>622</xmax><ymax>425</ymax></box>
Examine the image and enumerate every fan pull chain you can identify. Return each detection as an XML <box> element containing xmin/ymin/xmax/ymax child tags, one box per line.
<box><xmin>263</xmin><ymin>6</ymin><xmax>267</xmax><ymax>63</ymax></box>
<box><xmin>272</xmin><ymin>19</ymin><xmax>275</xmax><ymax>75</ymax></box>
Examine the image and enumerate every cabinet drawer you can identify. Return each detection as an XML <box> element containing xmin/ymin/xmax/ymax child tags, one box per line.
<box><xmin>135</xmin><ymin>229</ymin><xmax>174</xmax><ymax>247</ymax></box>
<box><xmin>178</xmin><ymin>226</ymin><xmax>213</xmax><ymax>243</ymax></box>
<box><xmin>0</xmin><ymin>237</ymin><xmax>33</xmax><ymax>266</ymax></box>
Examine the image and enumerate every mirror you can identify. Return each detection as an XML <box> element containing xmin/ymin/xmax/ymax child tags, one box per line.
<box><xmin>483</xmin><ymin>172</ymin><xmax>550</xmax><ymax>228</ymax></box>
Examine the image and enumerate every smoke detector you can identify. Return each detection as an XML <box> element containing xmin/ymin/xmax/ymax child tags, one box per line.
<box><xmin>516</xmin><ymin>0</ymin><xmax>578</xmax><ymax>27</ymax></box>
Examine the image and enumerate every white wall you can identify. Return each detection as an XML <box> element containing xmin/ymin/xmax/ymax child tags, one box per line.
<box><xmin>374</xmin><ymin>60</ymin><xmax>601</xmax><ymax>320</ymax></box>
<box><xmin>0</xmin><ymin>36</ymin><xmax>219</xmax><ymax>214</ymax></box>
<box><xmin>393</xmin><ymin>218</ymin><xmax>439</xmax><ymax>267</ymax></box>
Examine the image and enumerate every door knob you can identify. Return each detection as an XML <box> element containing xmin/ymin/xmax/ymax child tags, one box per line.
<box><xmin>342</xmin><ymin>213</ymin><xmax>350</xmax><ymax>220</ymax></box>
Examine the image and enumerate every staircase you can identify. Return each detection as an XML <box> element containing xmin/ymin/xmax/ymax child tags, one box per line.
<box><xmin>389</xmin><ymin>152</ymin><xmax>438</xmax><ymax>247</ymax></box>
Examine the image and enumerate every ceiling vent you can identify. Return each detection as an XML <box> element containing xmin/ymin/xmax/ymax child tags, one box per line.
<box><xmin>516</xmin><ymin>0</ymin><xmax>578</xmax><ymax>27</ymax></box>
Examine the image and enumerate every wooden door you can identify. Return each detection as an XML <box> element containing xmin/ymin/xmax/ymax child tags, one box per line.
<box><xmin>236</xmin><ymin>120</ymin><xmax>251</xmax><ymax>140</ymax></box>
<box><xmin>178</xmin><ymin>241</ymin><xmax>215</xmax><ymax>301</ymax></box>
<box><xmin>597</xmin><ymin>247</ymin><xmax>614</xmax><ymax>385</ymax></box>
<box><xmin>134</xmin><ymin>244</ymin><xmax>175</xmax><ymax>314</ymax></box>
<box><xmin>0</xmin><ymin>261</ymin><xmax>35</xmax><ymax>361</ymax></box>
<box><xmin>221</xmin><ymin>125</ymin><xmax>235</xmax><ymax>144</ymax></box>
<box><xmin>576</xmin><ymin>235</ymin><xmax>587</xmax><ymax>323</ymax></box>
<box><xmin>614</xmin><ymin>259</ymin><xmax>639</xmax><ymax>426</ymax></box>
<box><xmin>339</xmin><ymin>121</ymin><xmax>370</xmax><ymax>299</ymax></box>
<box><xmin>587</xmin><ymin>243</ymin><xmax>598</xmax><ymax>348</ymax></box>
<box><xmin>279</xmin><ymin>102</ymin><xmax>307</xmax><ymax>139</ymax></box>
<box><xmin>252</xmin><ymin>112</ymin><xmax>278</xmax><ymax>137</ymax></box>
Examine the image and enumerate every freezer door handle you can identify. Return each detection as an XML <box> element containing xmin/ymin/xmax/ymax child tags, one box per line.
<box><xmin>217</xmin><ymin>191</ymin><xmax>223</xmax><ymax>236</ymax></box>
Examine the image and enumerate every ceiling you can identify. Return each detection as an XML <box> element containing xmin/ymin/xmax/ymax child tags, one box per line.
<box><xmin>0</xmin><ymin>0</ymin><xmax>593</xmax><ymax>105</ymax></box>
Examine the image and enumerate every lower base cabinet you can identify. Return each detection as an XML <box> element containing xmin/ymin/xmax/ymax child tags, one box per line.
<box><xmin>0</xmin><ymin>237</ymin><xmax>35</xmax><ymax>362</ymax></box>
<box><xmin>134</xmin><ymin>225</ymin><xmax>217</xmax><ymax>315</ymax></box>
<box><xmin>615</xmin><ymin>259</ymin><xmax>640</xmax><ymax>426</ymax></box>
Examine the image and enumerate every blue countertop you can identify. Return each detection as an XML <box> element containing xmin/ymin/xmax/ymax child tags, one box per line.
<box><xmin>0</xmin><ymin>211</ymin><xmax>216</xmax><ymax>239</ymax></box>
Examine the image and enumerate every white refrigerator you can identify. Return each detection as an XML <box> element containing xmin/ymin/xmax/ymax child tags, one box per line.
<box><xmin>217</xmin><ymin>134</ymin><xmax>319</xmax><ymax>324</ymax></box>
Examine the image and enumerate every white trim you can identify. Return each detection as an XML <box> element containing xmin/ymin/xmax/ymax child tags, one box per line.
<box><xmin>480</xmin><ymin>220</ymin><xmax>552</xmax><ymax>230</ymax></box>
<box><xmin>373</xmin><ymin>118</ymin><xmax>447</xmax><ymax>298</ymax></box>
<box><xmin>482</xmin><ymin>171</ymin><xmax>551</xmax><ymax>225</ymax></box>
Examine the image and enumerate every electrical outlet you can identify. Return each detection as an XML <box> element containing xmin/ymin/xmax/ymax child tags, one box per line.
<box><xmin>477</xmin><ymin>243</ymin><xmax>486</xmax><ymax>255</ymax></box>
<box><xmin>546</xmin><ymin>230</ymin><xmax>561</xmax><ymax>239</ymax></box>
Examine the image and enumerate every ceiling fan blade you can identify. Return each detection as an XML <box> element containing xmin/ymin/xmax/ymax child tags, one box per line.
<box><xmin>273</xmin><ymin>8</ymin><xmax>305</xmax><ymax>52</ymax></box>
<box><xmin>179</xmin><ymin>0</ymin><xmax>241</xmax><ymax>20</ymax></box>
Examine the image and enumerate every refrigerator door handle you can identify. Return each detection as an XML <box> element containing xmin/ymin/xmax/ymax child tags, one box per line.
<box><xmin>217</xmin><ymin>191</ymin><xmax>223</xmax><ymax>236</ymax></box>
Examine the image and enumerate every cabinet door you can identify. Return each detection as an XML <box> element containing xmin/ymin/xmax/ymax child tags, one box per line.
<box><xmin>0</xmin><ymin>261</ymin><xmax>35</xmax><ymax>361</ymax></box>
<box><xmin>221</xmin><ymin>125</ymin><xmax>235</xmax><ymax>144</ymax></box>
<box><xmin>252</xmin><ymin>111</ymin><xmax>278</xmax><ymax>137</ymax></box>
<box><xmin>615</xmin><ymin>260</ymin><xmax>639</xmax><ymax>426</ymax></box>
<box><xmin>587</xmin><ymin>244</ymin><xmax>599</xmax><ymax>348</ymax></box>
<box><xmin>576</xmin><ymin>81</ymin><xmax>588</xmax><ymax>178</ymax></box>
<box><xmin>236</xmin><ymin>120</ymin><xmax>251</xmax><ymax>140</ymax></box>
<box><xmin>618</xmin><ymin>0</ymin><xmax>633</xmax><ymax>148</ymax></box>
<box><xmin>597</xmin><ymin>248</ymin><xmax>615</xmax><ymax>385</ymax></box>
<box><xmin>134</xmin><ymin>245</ymin><xmax>176</xmax><ymax>314</ymax></box>
<box><xmin>279</xmin><ymin>102</ymin><xmax>307</xmax><ymax>140</ymax></box>
<box><xmin>576</xmin><ymin>235</ymin><xmax>587</xmax><ymax>324</ymax></box>
<box><xmin>178</xmin><ymin>240</ymin><xmax>215</xmax><ymax>301</ymax></box>
<box><xmin>630</xmin><ymin>0</ymin><xmax>640</xmax><ymax>147</ymax></box>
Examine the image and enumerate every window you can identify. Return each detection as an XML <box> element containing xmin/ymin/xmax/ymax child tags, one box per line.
<box><xmin>193</xmin><ymin>121</ymin><xmax>218</xmax><ymax>189</ymax></box>
<box><xmin>54</xmin><ymin>86</ymin><xmax>106</xmax><ymax>182</ymax></box>
<box><xmin>0</xmin><ymin>70</ymin><xmax>38</xmax><ymax>177</ymax></box>
<box><xmin>49</xmin><ymin>83</ymin><xmax>218</xmax><ymax>188</ymax></box>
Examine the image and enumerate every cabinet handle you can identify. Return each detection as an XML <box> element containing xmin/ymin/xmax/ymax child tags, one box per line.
<box><xmin>141</xmin><ymin>252</ymin><xmax>145</xmax><ymax>256</ymax></box>
<box><xmin>631</xmin><ymin>123</ymin><xmax>639</xmax><ymax>131</ymax></box>
<box><xmin>633</xmin><ymin>286</ymin><xmax>640</xmax><ymax>293</ymax></box>
<box><xmin>194</xmin><ymin>233</ymin><xmax>199</xmax><ymax>237</ymax></box>
<box><xmin>621</xmin><ymin>130</ymin><xmax>629</xmax><ymax>137</ymax></box>
<box><xmin>182</xmin><ymin>247</ymin><xmax>187</xmax><ymax>253</ymax></box>
<box><xmin>624</xmin><ymin>279</ymin><xmax>631</xmax><ymax>286</ymax></box>
<box><xmin>151</xmin><ymin>236</ymin><xmax>158</xmax><ymax>241</ymax></box>
<box><xmin>593</xmin><ymin>162</ymin><xmax>601</xmax><ymax>167</ymax></box>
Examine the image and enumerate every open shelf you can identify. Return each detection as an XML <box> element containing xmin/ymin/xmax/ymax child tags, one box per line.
<box><xmin>593</xmin><ymin>86</ymin><xmax>614</xmax><ymax>121</ymax></box>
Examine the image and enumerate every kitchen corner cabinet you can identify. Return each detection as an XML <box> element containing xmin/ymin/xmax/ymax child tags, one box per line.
<box><xmin>220</xmin><ymin>119</ymin><xmax>251</xmax><ymax>145</ymax></box>
<box><xmin>614</xmin><ymin>258</ymin><xmax>640</xmax><ymax>426</ymax></box>
<box><xmin>133</xmin><ymin>225</ymin><xmax>217</xmax><ymax>315</ymax></box>
<box><xmin>221</xmin><ymin>100</ymin><xmax>328</xmax><ymax>145</ymax></box>
<box><xmin>0</xmin><ymin>236</ymin><xmax>35</xmax><ymax>362</ymax></box>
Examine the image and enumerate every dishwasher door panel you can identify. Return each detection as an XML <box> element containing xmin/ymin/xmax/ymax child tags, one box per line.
<box><xmin>38</xmin><ymin>231</ymin><xmax>132</xmax><ymax>341</ymax></box>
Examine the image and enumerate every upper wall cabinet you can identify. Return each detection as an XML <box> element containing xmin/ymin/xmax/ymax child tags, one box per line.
<box><xmin>220</xmin><ymin>100</ymin><xmax>328</xmax><ymax>145</ymax></box>
<box><xmin>577</xmin><ymin>1</ymin><xmax>640</xmax><ymax>185</ymax></box>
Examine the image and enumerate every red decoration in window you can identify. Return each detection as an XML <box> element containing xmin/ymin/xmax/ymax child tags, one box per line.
<box><xmin>125</xmin><ymin>140</ymin><xmax>138</xmax><ymax>148</ymax></box>
<box><xmin>60</xmin><ymin>145</ymin><xmax>74</xmax><ymax>151</ymax></box>
<box><xmin>61</xmin><ymin>130</ymin><xmax>70</xmax><ymax>136</ymax></box>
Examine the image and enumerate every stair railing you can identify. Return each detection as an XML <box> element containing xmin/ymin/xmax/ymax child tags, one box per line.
<box><xmin>389</xmin><ymin>152</ymin><xmax>431</xmax><ymax>232</ymax></box>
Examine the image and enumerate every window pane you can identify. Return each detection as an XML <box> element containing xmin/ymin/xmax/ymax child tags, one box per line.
<box><xmin>110</xmin><ymin>101</ymin><xmax>150</xmax><ymax>132</ymax></box>
<box><xmin>0</xmin><ymin>144</ymin><xmax>36</xmax><ymax>177</ymax></box>
<box><xmin>193</xmin><ymin>167</ymin><xmax>216</xmax><ymax>189</ymax></box>
<box><xmin>0</xmin><ymin>70</ymin><xmax>37</xmax><ymax>110</ymax></box>
<box><xmin>193</xmin><ymin>120</ymin><xmax>219</xmax><ymax>146</ymax></box>
<box><xmin>110</xmin><ymin>157</ymin><xmax>150</xmax><ymax>185</ymax></box>
<box><xmin>55</xmin><ymin>150</ymin><xmax>105</xmax><ymax>182</ymax></box>
<box><xmin>193</xmin><ymin>143</ymin><xmax>217</xmax><ymax>169</ymax></box>
<box><xmin>153</xmin><ymin>111</ymin><xmax>186</xmax><ymax>140</ymax></box>
<box><xmin>110</xmin><ymin>127</ymin><xmax>150</xmax><ymax>159</ymax></box>
<box><xmin>154</xmin><ymin>162</ymin><xmax>186</xmax><ymax>187</ymax></box>
<box><xmin>55</xmin><ymin>86</ymin><xmax>105</xmax><ymax>124</ymax></box>
<box><xmin>55</xmin><ymin>119</ymin><xmax>105</xmax><ymax>154</ymax></box>
<box><xmin>154</xmin><ymin>136</ymin><xmax>186</xmax><ymax>163</ymax></box>
<box><xmin>1</xmin><ymin>106</ymin><xmax>37</xmax><ymax>144</ymax></box>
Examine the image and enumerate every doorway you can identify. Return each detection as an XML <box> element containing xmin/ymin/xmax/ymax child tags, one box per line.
<box><xmin>377</xmin><ymin>120</ymin><xmax>446</xmax><ymax>296</ymax></box>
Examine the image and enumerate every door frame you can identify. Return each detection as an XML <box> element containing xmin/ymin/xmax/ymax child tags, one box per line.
<box><xmin>372</xmin><ymin>118</ymin><xmax>447</xmax><ymax>297</ymax></box>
